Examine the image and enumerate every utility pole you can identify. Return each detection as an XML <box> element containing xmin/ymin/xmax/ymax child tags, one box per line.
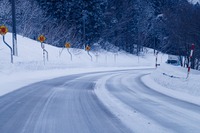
<box><xmin>12</xmin><ymin>0</ymin><xmax>18</xmax><ymax>56</ymax></box>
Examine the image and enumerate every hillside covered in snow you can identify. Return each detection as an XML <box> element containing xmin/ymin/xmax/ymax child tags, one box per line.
<box><xmin>0</xmin><ymin>33</ymin><xmax>154</xmax><ymax>95</ymax></box>
<box><xmin>1</xmin><ymin>33</ymin><xmax>200</xmax><ymax>101</ymax></box>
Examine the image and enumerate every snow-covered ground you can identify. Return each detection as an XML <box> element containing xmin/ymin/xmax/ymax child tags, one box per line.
<box><xmin>142</xmin><ymin>63</ymin><xmax>200</xmax><ymax>106</ymax></box>
<box><xmin>1</xmin><ymin>33</ymin><xmax>200</xmax><ymax>132</ymax></box>
<box><xmin>1</xmin><ymin>33</ymin><xmax>199</xmax><ymax>100</ymax></box>
<box><xmin>0</xmin><ymin>33</ymin><xmax>154</xmax><ymax>96</ymax></box>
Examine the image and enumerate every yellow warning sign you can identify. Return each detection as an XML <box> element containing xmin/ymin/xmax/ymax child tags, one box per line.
<box><xmin>38</xmin><ymin>35</ymin><xmax>46</xmax><ymax>43</ymax></box>
<box><xmin>0</xmin><ymin>25</ymin><xmax>8</xmax><ymax>35</ymax></box>
<box><xmin>86</xmin><ymin>45</ymin><xmax>90</xmax><ymax>51</ymax></box>
<box><xmin>65</xmin><ymin>43</ymin><xmax>71</xmax><ymax>48</ymax></box>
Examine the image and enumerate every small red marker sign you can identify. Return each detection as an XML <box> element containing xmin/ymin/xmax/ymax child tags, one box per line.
<box><xmin>191</xmin><ymin>44</ymin><xmax>195</xmax><ymax>50</ymax></box>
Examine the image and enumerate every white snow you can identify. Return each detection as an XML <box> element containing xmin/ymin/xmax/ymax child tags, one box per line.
<box><xmin>1</xmin><ymin>33</ymin><xmax>200</xmax><ymax>132</ymax></box>
<box><xmin>95</xmin><ymin>74</ymin><xmax>174</xmax><ymax>133</ymax></box>
<box><xmin>0</xmin><ymin>33</ymin><xmax>154</xmax><ymax>96</ymax></box>
<box><xmin>141</xmin><ymin>62</ymin><xmax>200</xmax><ymax>106</ymax></box>
<box><xmin>94</xmin><ymin>54</ymin><xmax>200</xmax><ymax>132</ymax></box>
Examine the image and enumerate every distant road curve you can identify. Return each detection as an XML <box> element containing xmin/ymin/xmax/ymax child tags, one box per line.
<box><xmin>98</xmin><ymin>69</ymin><xmax>200</xmax><ymax>133</ymax></box>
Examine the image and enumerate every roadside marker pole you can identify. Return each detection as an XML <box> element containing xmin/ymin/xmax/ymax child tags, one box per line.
<box><xmin>0</xmin><ymin>25</ymin><xmax>13</xmax><ymax>63</ymax></box>
<box><xmin>187</xmin><ymin>44</ymin><xmax>195</xmax><ymax>79</ymax></box>
<box><xmin>65</xmin><ymin>42</ymin><xmax>72</xmax><ymax>61</ymax></box>
<box><xmin>155</xmin><ymin>51</ymin><xmax>159</xmax><ymax>68</ymax></box>
<box><xmin>87</xmin><ymin>51</ymin><xmax>92</xmax><ymax>61</ymax></box>
<box><xmin>86</xmin><ymin>45</ymin><xmax>92</xmax><ymax>61</ymax></box>
<box><xmin>67</xmin><ymin>48</ymin><xmax>72</xmax><ymax>61</ymax></box>
<box><xmin>41</xmin><ymin>43</ymin><xmax>45</xmax><ymax>64</ymax></box>
<box><xmin>38</xmin><ymin>35</ymin><xmax>48</xmax><ymax>65</ymax></box>
<box><xmin>3</xmin><ymin>36</ymin><xmax>13</xmax><ymax>63</ymax></box>
<box><xmin>42</xmin><ymin>43</ymin><xmax>45</xmax><ymax>64</ymax></box>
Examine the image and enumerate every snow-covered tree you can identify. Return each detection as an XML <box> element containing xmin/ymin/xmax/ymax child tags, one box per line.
<box><xmin>0</xmin><ymin>0</ymin><xmax>11</xmax><ymax>28</ymax></box>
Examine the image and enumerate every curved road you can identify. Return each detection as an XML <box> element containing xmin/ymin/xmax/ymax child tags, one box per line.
<box><xmin>0</xmin><ymin>69</ymin><xmax>200</xmax><ymax>133</ymax></box>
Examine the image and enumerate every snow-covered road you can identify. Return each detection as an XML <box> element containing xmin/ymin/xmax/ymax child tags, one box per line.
<box><xmin>0</xmin><ymin>71</ymin><xmax>132</xmax><ymax>133</ymax></box>
<box><xmin>0</xmin><ymin>69</ymin><xmax>200</xmax><ymax>133</ymax></box>
<box><xmin>95</xmin><ymin>69</ymin><xmax>200</xmax><ymax>133</ymax></box>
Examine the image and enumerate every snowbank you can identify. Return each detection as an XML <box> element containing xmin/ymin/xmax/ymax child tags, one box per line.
<box><xmin>142</xmin><ymin>62</ymin><xmax>200</xmax><ymax>105</ymax></box>
<box><xmin>0</xmin><ymin>33</ymin><xmax>154</xmax><ymax>72</ymax></box>
<box><xmin>0</xmin><ymin>33</ymin><xmax>155</xmax><ymax>96</ymax></box>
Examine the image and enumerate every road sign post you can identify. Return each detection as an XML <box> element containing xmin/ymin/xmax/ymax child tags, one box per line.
<box><xmin>155</xmin><ymin>51</ymin><xmax>159</xmax><ymax>68</ymax></box>
<box><xmin>0</xmin><ymin>25</ymin><xmax>13</xmax><ymax>63</ymax></box>
<box><xmin>65</xmin><ymin>42</ymin><xmax>72</xmax><ymax>61</ymax></box>
<box><xmin>12</xmin><ymin>0</ymin><xmax>18</xmax><ymax>56</ymax></box>
<box><xmin>86</xmin><ymin>45</ymin><xmax>92</xmax><ymax>61</ymax></box>
<box><xmin>38</xmin><ymin>35</ymin><xmax>48</xmax><ymax>64</ymax></box>
<box><xmin>187</xmin><ymin>44</ymin><xmax>195</xmax><ymax>79</ymax></box>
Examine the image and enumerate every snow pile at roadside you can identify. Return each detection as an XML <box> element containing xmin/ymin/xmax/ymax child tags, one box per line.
<box><xmin>0</xmin><ymin>33</ymin><xmax>155</xmax><ymax>96</ymax></box>
<box><xmin>151</xmin><ymin>64</ymin><xmax>200</xmax><ymax>96</ymax></box>
<box><xmin>0</xmin><ymin>33</ymin><xmax>154</xmax><ymax>74</ymax></box>
<box><xmin>142</xmin><ymin>61</ymin><xmax>200</xmax><ymax>105</ymax></box>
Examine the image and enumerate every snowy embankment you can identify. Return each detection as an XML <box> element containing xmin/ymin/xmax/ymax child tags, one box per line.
<box><xmin>142</xmin><ymin>63</ymin><xmax>200</xmax><ymax>105</ymax></box>
<box><xmin>0</xmin><ymin>33</ymin><xmax>154</xmax><ymax>96</ymax></box>
<box><xmin>94</xmin><ymin>54</ymin><xmax>200</xmax><ymax>133</ymax></box>
<box><xmin>1</xmin><ymin>33</ymin><xmax>199</xmax><ymax>103</ymax></box>
<box><xmin>1</xmin><ymin>33</ymin><xmax>199</xmax><ymax>100</ymax></box>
